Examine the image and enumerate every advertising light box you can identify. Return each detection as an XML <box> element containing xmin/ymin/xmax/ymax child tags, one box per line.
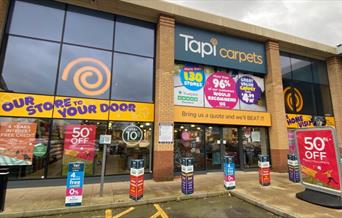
<box><xmin>295</xmin><ymin>127</ymin><xmax>342</xmax><ymax>196</ymax></box>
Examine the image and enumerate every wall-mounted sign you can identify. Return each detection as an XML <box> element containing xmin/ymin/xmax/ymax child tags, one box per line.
<box><xmin>175</xmin><ymin>25</ymin><xmax>266</xmax><ymax>74</ymax></box>
<box><xmin>174</xmin><ymin>65</ymin><xmax>266</xmax><ymax>112</ymax></box>
<box><xmin>174</xmin><ymin>106</ymin><xmax>271</xmax><ymax>126</ymax></box>
<box><xmin>122</xmin><ymin>125</ymin><xmax>143</xmax><ymax>146</ymax></box>
<box><xmin>295</xmin><ymin>128</ymin><xmax>342</xmax><ymax>195</ymax></box>
<box><xmin>99</xmin><ymin>134</ymin><xmax>112</xmax><ymax>145</ymax></box>
<box><xmin>286</xmin><ymin>114</ymin><xmax>335</xmax><ymax>128</ymax></box>
<box><xmin>0</xmin><ymin>92</ymin><xmax>154</xmax><ymax>122</ymax></box>
<box><xmin>0</xmin><ymin>122</ymin><xmax>37</xmax><ymax>165</ymax></box>
<box><xmin>204</xmin><ymin>71</ymin><xmax>238</xmax><ymax>109</ymax></box>
<box><xmin>159</xmin><ymin>123</ymin><xmax>174</xmax><ymax>143</ymax></box>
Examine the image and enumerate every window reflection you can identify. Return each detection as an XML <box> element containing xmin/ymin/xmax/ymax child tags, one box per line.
<box><xmin>1</xmin><ymin>36</ymin><xmax>60</xmax><ymax>95</ymax></box>
<box><xmin>114</xmin><ymin>16</ymin><xmax>155</xmax><ymax>57</ymax></box>
<box><xmin>64</xmin><ymin>6</ymin><xmax>114</xmax><ymax>50</ymax></box>
<box><xmin>9</xmin><ymin>0</ymin><xmax>64</xmax><ymax>41</ymax></box>
<box><xmin>57</xmin><ymin>44</ymin><xmax>112</xmax><ymax>99</ymax></box>
<box><xmin>112</xmin><ymin>53</ymin><xmax>153</xmax><ymax>102</ymax></box>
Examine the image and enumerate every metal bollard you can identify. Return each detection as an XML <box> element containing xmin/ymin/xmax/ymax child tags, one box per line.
<box><xmin>129</xmin><ymin>159</ymin><xmax>144</xmax><ymax>201</ymax></box>
<box><xmin>0</xmin><ymin>168</ymin><xmax>9</xmax><ymax>212</ymax></box>
<box><xmin>224</xmin><ymin>156</ymin><xmax>236</xmax><ymax>190</ymax></box>
<box><xmin>181</xmin><ymin>157</ymin><xmax>194</xmax><ymax>195</ymax></box>
<box><xmin>288</xmin><ymin>154</ymin><xmax>300</xmax><ymax>183</ymax></box>
<box><xmin>258</xmin><ymin>155</ymin><xmax>271</xmax><ymax>186</ymax></box>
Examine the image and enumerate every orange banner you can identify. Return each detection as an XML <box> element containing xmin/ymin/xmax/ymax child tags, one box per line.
<box><xmin>174</xmin><ymin>106</ymin><xmax>271</xmax><ymax>126</ymax></box>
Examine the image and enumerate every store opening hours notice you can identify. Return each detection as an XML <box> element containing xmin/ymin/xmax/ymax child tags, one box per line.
<box><xmin>295</xmin><ymin>127</ymin><xmax>342</xmax><ymax>195</ymax></box>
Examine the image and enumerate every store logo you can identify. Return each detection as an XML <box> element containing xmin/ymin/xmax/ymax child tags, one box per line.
<box><xmin>178</xmin><ymin>33</ymin><xmax>263</xmax><ymax>64</ymax></box>
<box><xmin>284</xmin><ymin>87</ymin><xmax>303</xmax><ymax>112</ymax></box>
<box><xmin>179</xmin><ymin>34</ymin><xmax>217</xmax><ymax>58</ymax></box>
<box><xmin>62</xmin><ymin>57</ymin><xmax>111</xmax><ymax>96</ymax></box>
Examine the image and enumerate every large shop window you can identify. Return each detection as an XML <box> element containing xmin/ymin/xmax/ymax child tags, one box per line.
<box><xmin>0</xmin><ymin>117</ymin><xmax>50</xmax><ymax>180</ymax></box>
<box><xmin>1</xmin><ymin>0</ymin><xmax>155</xmax><ymax>104</ymax></box>
<box><xmin>280</xmin><ymin>53</ymin><xmax>333</xmax><ymax>116</ymax></box>
<box><xmin>47</xmin><ymin>120</ymin><xmax>152</xmax><ymax>177</ymax></box>
<box><xmin>174</xmin><ymin>124</ymin><xmax>206</xmax><ymax>172</ymax></box>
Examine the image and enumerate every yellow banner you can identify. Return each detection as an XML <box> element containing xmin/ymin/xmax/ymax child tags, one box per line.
<box><xmin>0</xmin><ymin>92</ymin><xmax>154</xmax><ymax>122</ymax></box>
<box><xmin>0</xmin><ymin>92</ymin><xmax>54</xmax><ymax>118</ymax></box>
<box><xmin>109</xmin><ymin>101</ymin><xmax>154</xmax><ymax>122</ymax></box>
<box><xmin>174</xmin><ymin>106</ymin><xmax>271</xmax><ymax>126</ymax></box>
<box><xmin>286</xmin><ymin>114</ymin><xmax>335</xmax><ymax>128</ymax></box>
<box><xmin>53</xmin><ymin>96</ymin><xmax>109</xmax><ymax>120</ymax></box>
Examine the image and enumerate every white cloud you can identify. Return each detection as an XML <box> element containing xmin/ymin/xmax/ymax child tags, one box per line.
<box><xmin>166</xmin><ymin>0</ymin><xmax>342</xmax><ymax>46</ymax></box>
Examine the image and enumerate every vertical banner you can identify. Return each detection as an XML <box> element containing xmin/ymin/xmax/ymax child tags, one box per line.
<box><xmin>62</xmin><ymin>125</ymin><xmax>96</xmax><ymax>176</ymax></box>
<box><xmin>129</xmin><ymin>159</ymin><xmax>144</xmax><ymax>201</ymax></box>
<box><xmin>295</xmin><ymin>128</ymin><xmax>342</xmax><ymax>194</ymax></box>
<box><xmin>224</xmin><ymin>156</ymin><xmax>236</xmax><ymax>189</ymax></box>
<box><xmin>258</xmin><ymin>155</ymin><xmax>271</xmax><ymax>186</ymax></box>
<box><xmin>0</xmin><ymin>122</ymin><xmax>37</xmax><ymax>165</ymax></box>
<box><xmin>65</xmin><ymin>162</ymin><xmax>84</xmax><ymax>206</ymax></box>
<box><xmin>181</xmin><ymin>157</ymin><xmax>194</xmax><ymax>194</ymax></box>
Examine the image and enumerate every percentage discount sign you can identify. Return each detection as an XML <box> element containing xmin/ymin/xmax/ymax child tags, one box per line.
<box><xmin>204</xmin><ymin>72</ymin><xmax>238</xmax><ymax>109</ymax></box>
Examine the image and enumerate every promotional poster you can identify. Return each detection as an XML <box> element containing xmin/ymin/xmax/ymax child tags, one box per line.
<box><xmin>0</xmin><ymin>122</ymin><xmax>37</xmax><ymax>165</ymax></box>
<box><xmin>65</xmin><ymin>162</ymin><xmax>85</xmax><ymax>206</ymax></box>
<box><xmin>62</xmin><ymin>124</ymin><xmax>96</xmax><ymax>176</ymax></box>
<box><xmin>296</xmin><ymin>128</ymin><xmax>341</xmax><ymax>193</ymax></box>
<box><xmin>174</xmin><ymin>64</ymin><xmax>266</xmax><ymax>112</ymax></box>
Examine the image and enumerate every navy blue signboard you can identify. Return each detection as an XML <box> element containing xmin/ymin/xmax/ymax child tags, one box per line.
<box><xmin>65</xmin><ymin>162</ymin><xmax>85</xmax><ymax>207</ymax></box>
<box><xmin>175</xmin><ymin>24</ymin><xmax>266</xmax><ymax>74</ymax></box>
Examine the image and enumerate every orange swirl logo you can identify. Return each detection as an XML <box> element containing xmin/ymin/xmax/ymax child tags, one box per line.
<box><xmin>62</xmin><ymin>57</ymin><xmax>111</xmax><ymax>96</ymax></box>
<box><xmin>284</xmin><ymin>86</ymin><xmax>303</xmax><ymax>112</ymax></box>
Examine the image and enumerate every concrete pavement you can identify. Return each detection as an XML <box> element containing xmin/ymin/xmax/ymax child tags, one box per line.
<box><xmin>1</xmin><ymin>171</ymin><xmax>342</xmax><ymax>218</ymax></box>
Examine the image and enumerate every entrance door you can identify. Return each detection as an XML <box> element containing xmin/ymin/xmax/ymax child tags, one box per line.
<box><xmin>205</xmin><ymin>126</ymin><xmax>222</xmax><ymax>170</ymax></box>
<box><xmin>205</xmin><ymin>126</ymin><xmax>240</xmax><ymax>170</ymax></box>
<box><xmin>222</xmin><ymin>127</ymin><xmax>240</xmax><ymax>168</ymax></box>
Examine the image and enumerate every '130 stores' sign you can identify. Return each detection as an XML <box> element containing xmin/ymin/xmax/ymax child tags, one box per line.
<box><xmin>175</xmin><ymin>25</ymin><xmax>266</xmax><ymax>74</ymax></box>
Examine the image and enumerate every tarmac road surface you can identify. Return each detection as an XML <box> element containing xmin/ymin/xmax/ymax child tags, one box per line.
<box><xmin>43</xmin><ymin>194</ymin><xmax>280</xmax><ymax>218</ymax></box>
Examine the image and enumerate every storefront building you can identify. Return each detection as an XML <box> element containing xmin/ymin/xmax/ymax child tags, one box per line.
<box><xmin>0</xmin><ymin>0</ymin><xmax>341</xmax><ymax>182</ymax></box>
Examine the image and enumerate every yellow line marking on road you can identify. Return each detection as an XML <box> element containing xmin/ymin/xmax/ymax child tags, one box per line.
<box><xmin>150</xmin><ymin>204</ymin><xmax>169</xmax><ymax>218</ymax></box>
<box><xmin>113</xmin><ymin>207</ymin><xmax>135</xmax><ymax>218</ymax></box>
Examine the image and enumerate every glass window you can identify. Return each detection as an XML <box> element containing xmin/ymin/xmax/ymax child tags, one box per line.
<box><xmin>280</xmin><ymin>55</ymin><xmax>291</xmax><ymax>80</ymax></box>
<box><xmin>57</xmin><ymin>44</ymin><xmax>112</xmax><ymax>99</ymax></box>
<box><xmin>9</xmin><ymin>0</ymin><xmax>64</xmax><ymax>41</ymax></box>
<box><xmin>1</xmin><ymin>36</ymin><xmax>60</xmax><ymax>95</ymax></box>
<box><xmin>0</xmin><ymin>117</ymin><xmax>50</xmax><ymax>180</ymax></box>
<box><xmin>282</xmin><ymin>79</ymin><xmax>294</xmax><ymax>113</ymax></box>
<box><xmin>64</xmin><ymin>6</ymin><xmax>114</xmax><ymax>50</ymax></box>
<box><xmin>114</xmin><ymin>16</ymin><xmax>155</xmax><ymax>57</ymax></box>
<box><xmin>111</xmin><ymin>53</ymin><xmax>153</xmax><ymax>102</ymax></box>
<box><xmin>292</xmin><ymin>81</ymin><xmax>315</xmax><ymax>114</ymax></box>
<box><xmin>312</xmin><ymin>61</ymin><xmax>329</xmax><ymax>85</ymax></box>
<box><xmin>291</xmin><ymin>56</ymin><xmax>312</xmax><ymax>82</ymax></box>
<box><xmin>313</xmin><ymin>84</ymin><xmax>333</xmax><ymax>116</ymax></box>
<box><xmin>242</xmin><ymin>127</ymin><xmax>268</xmax><ymax>168</ymax></box>
<box><xmin>47</xmin><ymin>119</ymin><xmax>107</xmax><ymax>177</ymax></box>
<box><xmin>174</xmin><ymin>124</ymin><xmax>205</xmax><ymax>172</ymax></box>
<box><xmin>105</xmin><ymin>122</ymin><xmax>152</xmax><ymax>175</ymax></box>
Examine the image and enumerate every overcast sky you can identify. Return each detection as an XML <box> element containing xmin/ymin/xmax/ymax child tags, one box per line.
<box><xmin>165</xmin><ymin>0</ymin><xmax>342</xmax><ymax>46</ymax></box>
